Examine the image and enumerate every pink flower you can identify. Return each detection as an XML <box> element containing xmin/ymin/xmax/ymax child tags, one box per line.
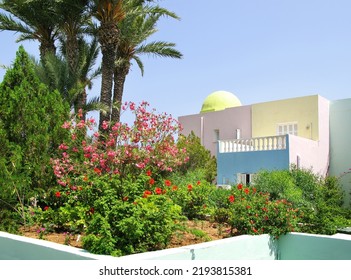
<box><xmin>102</xmin><ymin>121</ymin><xmax>109</xmax><ymax>130</ymax></box>
<box><xmin>135</xmin><ymin>162</ymin><xmax>145</xmax><ymax>169</ymax></box>
<box><xmin>61</xmin><ymin>122</ymin><xmax>71</xmax><ymax>129</ymax></box>
<box><xmin>58</xmin><ymin>143</ymin><xmax>68</xmax><ymax>150</ymax></box>
<box><xmin>58</xmin><ymin>180</ymin><xmax>66</xmax><ymax>187</ymax></box>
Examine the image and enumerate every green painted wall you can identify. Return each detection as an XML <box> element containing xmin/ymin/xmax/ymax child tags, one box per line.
<box><xmin>0</xmin><ymin>232</ymin><xmax>97</xmax><ymax>260</ymax></box>
<box><xmin>278</xmin><ymin>233</ymin><xmax>351</xmax><ymax>260</ymax></box>
<box><xmin>2</xmin><ymin>231</ymin><xmax>351</xmax><ymax>260</ymax></box>
<box><xmin>329</xmin><ymin>99</ymin><xmax>351</xmax><ymax>207</ymax></box>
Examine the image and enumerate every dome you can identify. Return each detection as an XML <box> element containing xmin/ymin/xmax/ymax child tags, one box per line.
<box><xmin>200</xmin><ymin>90</ymin><xmax>242</xmax><ymax>113</ymax></box>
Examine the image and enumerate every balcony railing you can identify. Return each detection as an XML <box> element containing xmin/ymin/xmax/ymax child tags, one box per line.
<box><xmin>219</xmin><ymin>135</ymin><xmax>287</xmax><ymax>153</ymax></box>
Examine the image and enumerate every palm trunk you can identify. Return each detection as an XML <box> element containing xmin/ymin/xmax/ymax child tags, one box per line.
<box><xmin>65</xmin><ymin>27</ymin><xmax>85</xmax><ymax>119</ymax></box>
<box><xmin>111</xmin><ymin>65</ymin><xmax>129</xmax><ymax>123</ymax></box>
<box><xmin>97</xmin><ymin>21</ymin><xmax>119</xmax><ymax>130</ymax></box>
<box><xmin>39</xmin><ymin>34</ymin><xmax>56</xmax><ymax>61</ymax></box>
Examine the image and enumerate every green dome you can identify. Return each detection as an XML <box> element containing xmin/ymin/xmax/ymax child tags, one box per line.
<box><xmin>200</xmin><ymin>91</ymin><xmax>242</xmax><ymax>113</ymax></box>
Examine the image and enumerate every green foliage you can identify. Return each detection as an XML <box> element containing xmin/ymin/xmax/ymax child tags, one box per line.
<box><xmin>226</xmin><ymin>184</ymin><xmax>300</xmax><ymax>238</ymax></box>
<box><xmin>254</xmin><ymin>167</ymin><xmax>351</xmax><ymax>235</ymax></box>
<box><xmin>0</xmin><ymin>46</ymin><xmax>69</xmax><ymax>229</ymax></box>
<box><xmin>175</xmin><ymin>132</ymin><xmax>217</xmax><ymax>183</ymax></box>
<box><xmin>82</xmin><ymin>184</ymin><xmax>183</xmax><ymax>256</ymax></box>
<box><xmin>166</xmin><ymin>180</ymin><xmax>215</xmax><ymax>219</ymax></box>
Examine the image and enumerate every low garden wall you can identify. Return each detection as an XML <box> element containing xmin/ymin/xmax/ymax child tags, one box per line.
<box><xmin>1</xmin><ymin>231</ymin><xmax>351</xmax><ymax>260</ymax></box>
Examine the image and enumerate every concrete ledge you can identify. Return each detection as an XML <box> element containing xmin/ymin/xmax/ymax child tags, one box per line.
<box><xmin>0</xmin><ymin>231</ymin><xmax>114</xmax><ymax>260</ymax></box>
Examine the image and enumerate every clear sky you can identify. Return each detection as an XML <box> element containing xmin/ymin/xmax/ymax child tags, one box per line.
<box><xmin>1</xmin><ymin>0</ymin><xmax>351</xmax><ymax>123</ymax></box>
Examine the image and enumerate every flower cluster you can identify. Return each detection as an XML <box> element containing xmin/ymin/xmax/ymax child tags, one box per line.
<box><xmin>51</xmin><ymin>101</ymin><xmax>189</xmax><ymax>192</ymax></box>
<box><xmin>226</xmin><ymin>184</ymin><xmax>300</xmax><ymax>238</ymax></box>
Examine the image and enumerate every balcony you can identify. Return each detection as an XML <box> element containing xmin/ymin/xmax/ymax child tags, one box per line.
<box><xmin>218</xmin><ymin>135</ymin><xmax>287</xmax><ymax>153</ymax></box>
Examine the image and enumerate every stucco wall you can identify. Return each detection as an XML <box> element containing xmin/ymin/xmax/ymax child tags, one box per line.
<box><xmin>0</xmin><ymin>231</ymin><xmax>111</xmax><ymax>260</ymax></box>
<box><xmin>278</xmin><ymin>233</ymin><xmax>351</xmax><ymax>260</ymax></box>
<box><xmin>329</xmin><ymin>98</ymin><xmax>351</xmax><ymax>206</ymax></box>
<box><xmin>252</xmin><ymin>95</ymin><xmax>320</xmax><ymax>140</ymax></box>
<box><xmin>178</xmin><ymin>105</ymin><xmax>252</xmax><ymax>156</ymax></box>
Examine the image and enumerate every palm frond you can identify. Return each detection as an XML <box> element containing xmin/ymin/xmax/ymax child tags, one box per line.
<box><xmin>132</xmin><ymin>55</ymin><xmax>144</xmax><ymax>76</ymax></box>
<box><xmin>0</xmin><ymin>13</ymin><xmax>34</xmax><ymax>35</ymax></box>
<box><xmin>136</xmin><ymin>41</ymin><xmax>183</xmax><ymax>59</ymax></box>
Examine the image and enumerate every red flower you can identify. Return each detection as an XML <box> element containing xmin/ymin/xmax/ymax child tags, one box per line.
<box><xmin>123</xmin><ymin>196</ymin><xmax>129</xmax><ymax>201</ymax></box>
<box><xmin>228</xmin><ymin>195</ymin><xmax>235</xmax><ymax>203</ymax></box>
<box><xmin>164</xmin><ymin>180</ymin><xmax>172</xmax><ymax>187</ymax></box>
<box><xmin>143</xmin><ymin>190</ymin><xmax>152</xmax><ymax>198</ymax></box>
<box><xmin>43</xmin><ymin>206</ymin><xmax>49</xmax><ymax>211</ymax></box>
<box><xmin>244</xmin><ymin>188</ymin><xmax>250</xmax><ymax>195</ymax></box>
<box><xmin>155</xmin><ymin>187</ymin><xmax>162</xmax><ymax>195</ymax></box>
<box><xmin>94</xmin><ymin>167</ymin><xmax>102</xmax><ymax>175</ymax></box>
<box><xmin>187</xmin><ymin>184</ymin><xmax>193</xmax><ymax>191</ymax></box>
<box><xmin>55</xmin><ymin>191</ymin><xmax>61</xmax><ymax>198</ymax></box>
<box><xmin>237</xmin><ymin>183</ymin><xmax>243</xmax><ymax>190</ymax></box>
<box><xmin>252</xmin><ymin>187</ymin><xmax>257</xmax><ymax>194</ymax></box>
<box><xmin>149</xmin><ymin>178</ymin><xmax>155</xmax><ymax>185</ymax></box>
<box><xmin>196</xmin><ymin>181</ymin><xmax>201</xmax><ymax>185</ymax></box>
<box><xmin>172</xmin><ymin>185</ymin><xmax>178</xmax><ymax>191</ymax></box>
<box><xmin>89</xmin><ymin>207</ymin><xmax>95</xmax><ymax>214</ymax></box>
<box><xmin>246</xmin><ymin>205</ymin><xmax>251</xmax><ymax>209</ymax></box>
<box><xmin>146</xmin><ymin>170</ymin><xmax>152</xmax><ymax>176</ymax></box>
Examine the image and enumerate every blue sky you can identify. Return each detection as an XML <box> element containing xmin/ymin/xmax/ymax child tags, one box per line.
<box><xmin>1</xmin><ymin>0</ymin><xmax>351</xmax><ymax>123</ymax></box>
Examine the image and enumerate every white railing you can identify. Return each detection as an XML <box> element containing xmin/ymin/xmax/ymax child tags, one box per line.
<box><xmin>219</xmin><ymin>135</ymin><xmax>287</xmax><ymax>153</ymax></box>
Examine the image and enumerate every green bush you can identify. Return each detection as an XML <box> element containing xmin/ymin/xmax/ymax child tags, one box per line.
<box><xmin>226</xmin><ymin>184</ymin><xmax>300</xmax><ymax>238</ymax></box>
<box><xmin>253</xmin><ymin>167</ymin><xmax>351</xmax><ymax>235</ymax></box>
<box><xmin>165</xmin><ymin>179</ymin><xmax>215</xmax><ymax>219</ymax></box>
<box><xmin>83</xmin><ymin>193</ymin><xmax>182</xmax><ymax>256</ymax></box>
<box><xmin>0</xmin><ymin>46</ymin><xmax>69</xmax><ymax>230</ymax></box>
<box><xmin>175</xmin><ymin>132</ymin><xmax>217</xmax><ymax>183</ymax></box>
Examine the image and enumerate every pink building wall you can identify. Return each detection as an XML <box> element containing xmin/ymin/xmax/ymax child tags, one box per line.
<box><xmin>179</xmin><ymin>105</ymin><xmax>252</xmax><ymax>156</ymax></box>
<box><xmin>288</xmin><ymin>96</ymin><xmax>330</xmax><ymax>176</ymax></box>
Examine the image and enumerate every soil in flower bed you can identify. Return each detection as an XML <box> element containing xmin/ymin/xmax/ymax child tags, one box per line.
<box><xmin>19</xmin><ymin>220</ymin><xmax>231</xmax><ymax>250</ymax></box>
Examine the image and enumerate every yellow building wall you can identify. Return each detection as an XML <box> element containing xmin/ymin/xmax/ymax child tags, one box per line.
<box><xmin>252</xmin><ymin>95</ymin><xmax>319</xmax><ymax>140</ymax></box>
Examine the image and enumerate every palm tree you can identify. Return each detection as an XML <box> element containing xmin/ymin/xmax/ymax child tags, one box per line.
<box><xmin>91</xmin><ymin>0</ymin><xmax>125</xmax><ymax>130</ymax></box>
<box><xmin>35</xmin><ymin>38</ymin><xmax>102</xmax><ymax>118</ymax></box>
<box><xmin>111</xmin><ymin>8</ymin><xmax>182</xmax><ymax>122</ymax></box>
<box><xmin>54</xmin><ymin>0</ymin><xmax>93</xmax><ymax>117</ymax></box>
<box><xmin>55</xmin><ymin>0</ymin><xmax>91</xmax><ymax>73</ymax></box>
<box><xmin>0</xmin><ymin>0</ymin><xmax>59</xmax><ymax>60</ymax></box>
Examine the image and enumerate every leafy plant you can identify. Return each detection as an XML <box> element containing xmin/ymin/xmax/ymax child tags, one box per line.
<box><xmin>0</xmin><ymin>46</ymin><xmax>69</xmax><ymax>230</ymax></box>
<box><xmin>226</xmin><ymin>184</ymin><xmax>300</xmax><ymax>238</ymax></box>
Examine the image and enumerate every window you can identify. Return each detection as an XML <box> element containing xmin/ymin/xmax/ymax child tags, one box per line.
<box><xmin>236</xmin><ymin>173</ymin><xmax>256</xmax><ymax>185</ymax></box>
<box><xmin>214</xmin><ymin>129</ymin><xmax>220</xmax><ymax>142</ymax></box>
<box><xmin>277</xmin><ymin>122</ymin><xmax>298</xmax><ymax>136</ymax></box>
